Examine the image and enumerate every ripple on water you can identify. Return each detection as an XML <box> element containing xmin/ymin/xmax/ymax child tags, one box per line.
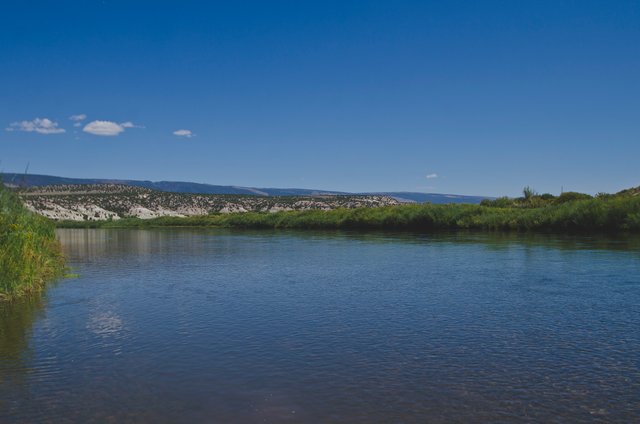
<box><xmin>1</xmin><ymin>229</ymin><xmax>639</xmax><ymax>423</ymax></box>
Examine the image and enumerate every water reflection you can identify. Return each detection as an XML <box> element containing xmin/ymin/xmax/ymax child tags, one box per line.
<box><xmin>87</xmin><ymin>310</ymin><xmax>124</xmax><ymax>338</ymax></box>
<box><xmin>57</xmin><ymin>227</ymin><xmax>640</xmax><ymax>258</ymax></box>
<box><xmin>0</xmin><ymin>293</ymin><xmax>46</xmax><ymax>386</ymax></box>
<box><xmin>1</xmin><ymin>229</ymin><xmax>639</xmax><ymax>423</ymax></box>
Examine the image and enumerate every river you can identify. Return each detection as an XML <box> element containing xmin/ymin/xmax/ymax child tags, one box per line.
<box><xmin>1</xmin><ymin>229</ymin><xmax>639</xmax><ymax>423</ymax></box>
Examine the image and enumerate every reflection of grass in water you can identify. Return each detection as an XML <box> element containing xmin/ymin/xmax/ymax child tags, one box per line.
<box><xmin>0</xmin><ymin>292</ymin><xmax>46</xmax><ymax>386</ymax></box>
<box><xmin>1</xmin><ymin>184</ymin><xmax>65</xmax><ymax>299</ymax></box>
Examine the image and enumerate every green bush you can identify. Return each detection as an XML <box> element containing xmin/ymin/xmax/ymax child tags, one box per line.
<box><xmin>555</xmin><ymin>191</ymin><xmax>592</xmax><ymax>204</ymax></box>
<box><xmin>481</xmin><ymin>197</ymin><xmax>513</xmax><ymax>208</ymax></box>
<box><xmin>0</xmin><ymin>185</ymin><xmax>65</xmax><ymax>299</ymax></box>
<box><xmin>523</xmin><ymin>186</ymin><xmax>537</xmax><ymax>200</ymax></box>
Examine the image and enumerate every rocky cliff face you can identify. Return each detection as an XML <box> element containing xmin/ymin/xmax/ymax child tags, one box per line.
<box><xmin>18</xmin><ymin>184</ymin><xmax>399</xmax><ymax>221</ymax></box>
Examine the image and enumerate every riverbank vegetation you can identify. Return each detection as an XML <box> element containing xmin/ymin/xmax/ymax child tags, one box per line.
<box><xmin>57</xmin><ymin>187</ymin><xmax>640</xmax><ymax>233</ymax></box>
<box><xmin>0</xmin><ymin>185</ymin><xmax>65</xmax><ymax>300</ymax></box>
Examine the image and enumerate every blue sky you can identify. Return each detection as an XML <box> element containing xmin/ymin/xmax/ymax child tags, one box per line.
<box><xmin>1</xmin><ymin>1</ymin><xmax>638</xmax><ymax>196</ymax></box>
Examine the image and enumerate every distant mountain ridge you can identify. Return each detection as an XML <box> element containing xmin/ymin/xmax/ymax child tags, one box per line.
<box><xmin>1</xmin><ymin>173</ymin><xmax>491</xmax><ymax>204</ymax></box>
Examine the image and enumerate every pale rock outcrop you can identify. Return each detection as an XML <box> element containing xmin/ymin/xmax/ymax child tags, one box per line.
<box><xmin>18</xmin><ymin>183</ymin><xmax>400</xmax><ymax>221</ymax></box>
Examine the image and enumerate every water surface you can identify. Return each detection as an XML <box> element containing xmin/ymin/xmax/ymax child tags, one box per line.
<box><xmin>1</xmin><ymin>229</ymin><xmax>639</xmax><ymax>423</ymax></box>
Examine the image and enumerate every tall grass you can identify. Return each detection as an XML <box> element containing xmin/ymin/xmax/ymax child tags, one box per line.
<box><xmin>0</xmin><ymin>184</ymin><xmax>65</xmax><ymax>300</ymax></box>
<box><xmin>57</xmin><ymin>194</ymin><xmax>640</xmax><ymax>233</ymax></box>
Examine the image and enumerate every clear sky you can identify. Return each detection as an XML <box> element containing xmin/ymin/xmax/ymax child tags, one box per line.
<box><xmin>1</xmin><ymin>1</ymin><xmax>638</xmax><ymax>196</ymax></box>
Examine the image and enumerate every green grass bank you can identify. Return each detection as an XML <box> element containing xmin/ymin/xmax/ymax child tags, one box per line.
<box><xmin>1</xmin><ymin>185</ymin><xmax>65</xmax><ymax>300</ymax></box>
<box><xmin>57</xmin><ymin>193</ymin><xmax>640</xmax><ymax>233</ymax></box>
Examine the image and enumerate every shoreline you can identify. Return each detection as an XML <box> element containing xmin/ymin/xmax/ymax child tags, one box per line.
<box><xmin>53</xmin><ymin>196</ymin><xmax>640</xmax><ymax>233</ymax></box>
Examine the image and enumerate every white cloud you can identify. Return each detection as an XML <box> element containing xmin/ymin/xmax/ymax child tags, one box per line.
<box><xmin>81</xmin><ymin>119</ymin><xmax>144</xmax><ymax>136</ymax></box>
<box><xmin>83</xmin><ymin>120</ymin><xmax>125</xmax><ymax>136</ymax></box>
<box><xmin>426</xmin><ymin>173</ymin><xmax>438</xmax><ymax>179</ymax></box>
<box><xmin>73</xmin><ymin>122</ymin><xmax>82</xmax><ymax>127</ymax></box>
<box><xmin>5</xmin><ymin>118</ymin><xmax>66</xmax><ymax>134</ymax></box>
<box><xmin>120</xmin><ymin>121</ymin><xmax>144</xmax><ymax>128</ymax></box>
<box><xmin>69</xmin><ymin>114</ymin><xmax>87</xmax><ymax>122</ymax></box>
<box><xmin>173</xmin><ymin>129</ymin><xmax>194</xmax><ymax>138</ymax></box>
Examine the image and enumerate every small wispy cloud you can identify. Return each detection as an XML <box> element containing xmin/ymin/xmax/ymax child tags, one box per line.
<box><xmin>70</xmin><ymin>114</ymin><xmax>87</xmax><ymax>127</ymax></box>
<box><xmin>173</xmin><ymin>129</ymin><xmax>195</xmax><ymax>138</ymax></box>
<box><xmin>120</xmin><ymin>121</ymin><xmax>144</xmax><ymax>129</ymax></box>
<box><xmin>69</xmin><ymin>114</ymin><xmax>87</xmax><ymax>122</ymax></box>
<box><xmin>426</xmin><ymin>173</ymin><xmax>438</xmax><ymax>179</ymax></box>
<box><xmin>5</xmin><ymin>118</ymin><xmax>66</xmax><ymax>134</ymax></box>
<box><xmin>83</xmin><ymin>120</ymin><xmax>125</xmax><ymax>136</ymax></box>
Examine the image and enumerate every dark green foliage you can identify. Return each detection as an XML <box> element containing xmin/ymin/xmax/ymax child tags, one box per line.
<box><xmin>523</xmin><ymin>186</ymin><xmax>537</xmax><ymax>200</ymax></box>
<box><xmin>554</xmin><ymin>191</ymin><xmax>593</xmax><ymax>204</ymax></box>
<box><xmin>480</xmin><ymin>187</ymin><xmax>599</xmax><ymax>209</ymax></box>
<box><xmin>481</xmin><ymin>197</ymin><xmax>513</xmax><ymax>208</ymax></box>
<box><xmin>0</xmin><ymin>185</ymin><xmax>65</xmax><ymax>300</ymax></box>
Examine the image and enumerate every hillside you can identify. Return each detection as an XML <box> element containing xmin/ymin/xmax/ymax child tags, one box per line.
<box><xmin>617</xmin><ymin>186</ymin><xmax>640</xmax><ymax>197</ymax></box>
<box><xmin>17</xmin><ymin>184</ymin><xmax>399</xmax><ymax>221</ymax></box>
<box><xmin>2</xmin><ymin>173</ymin><xmax>490</xmax><ymax>204</ymax></box>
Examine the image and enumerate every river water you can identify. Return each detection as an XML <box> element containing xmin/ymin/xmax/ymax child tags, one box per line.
<box><xmin>1</xmin><ymin>229</ymin><xmax>639</xmax><ymax>423</ymax></box>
